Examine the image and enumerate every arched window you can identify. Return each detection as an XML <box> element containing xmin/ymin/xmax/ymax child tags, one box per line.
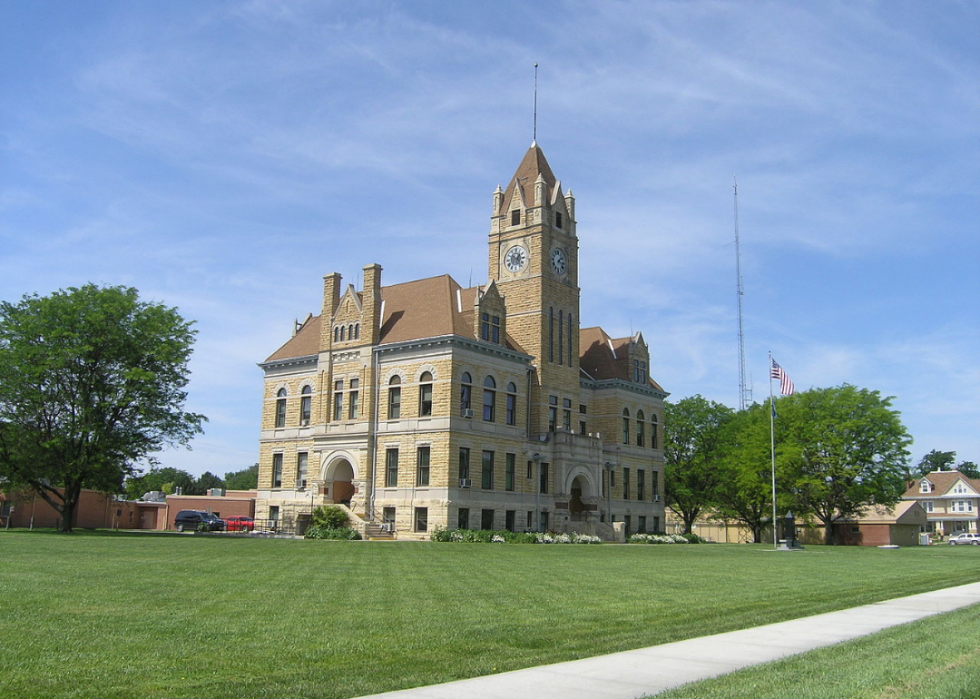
<box><xmin>460</xmin><ymin>372</ymin><xmax>472</xmax><ymax>413</ymax></box>
<box><xmin>482</xmin><ymin>375</ymin><xmax>496</xmax><ymax>422</ymax></box>
<box><xmin>300</xmin><ymin>385</ymin><xmax>312</xmax><ymax>425</ymax></box>
<box><xmin>348</xmin><ymin>324</ymin><xmax>355</xmax><ymax>341</ymax></box>
<box><xmin>419</xmin><ymin>371</ymin><xmax>433</xmax><ymax>417</ymax></box>
<box><xmin>388</xmin><ymin>376</ymin><xmax>401</xmax><ymax>420</ymax></box>
<box><xmin>339</xmin><ymin>325</ymin><xmax>346</xmax><ymax>342</ymax></box>
<box><xmin>622</xmin><ymin>408</ymin><xmax>630</xmax><ymax>445</ymax></box>
<box><xmin>333</xmin><ymin>326</ymin><xmax>340</xmax><ymax>342</ymax></box>
<box><xmin>505</xmin><ymin>382</ymin><xmax>517</xmax><ymax>426</ymax></box>
<box><xmin>549</xmin><ymin>307</ymin><xmax>554</xmax><ymax>362</ymax></box>
<box><xmin>558</xmin><ymin>310</ymin><xmax>564</xmax><ymax>365</ymax></box>
<box><xmin>354</xmin><ymin>323</ymin><xmax>360</xmax><ymax>340</ymax></box>
<box><xmin>651</xmin><ymin>414</ymin><xmax>659</xmax><ymax>449</ymax></box>
<box><xmin>567</xmin><ymin>314</ymin><xmax>574</xmax><ymax>367</ymax></box>
<box><xmin>636</xmin><ymin>410</ymin><xmax>645</xmax><ymax>447</ymax></box>
<box><xmin>275</xmin><ymin>388</ymin><xmax>287</xmax><ymax>428</ymax></box>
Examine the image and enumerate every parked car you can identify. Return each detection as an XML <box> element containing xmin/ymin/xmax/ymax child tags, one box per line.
<box><xmin>174</xmin><ymin>510</ymin><xmax>225</xmax><ymax>532</ymax></box>
<box><xmin>225</xmin><ymin>516</ymin><xmax>255</xmax><ymax>532</ymax></box>
<box><xmin>948</xmin><ymin>533</ymin><xmax>980</xmax><ymax>545</ymax></box>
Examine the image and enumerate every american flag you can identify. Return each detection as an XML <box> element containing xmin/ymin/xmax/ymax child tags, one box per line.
<box><xmin>771</xmin><ymin>358</ymin><xmax>795</xmax><ymax>395</ymax></box>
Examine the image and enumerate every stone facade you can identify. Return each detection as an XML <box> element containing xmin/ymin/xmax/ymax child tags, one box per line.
<box><xmin>256</xmin><ymin>144</ymin><xmax>669</xmax><ymax>540</ymax></box>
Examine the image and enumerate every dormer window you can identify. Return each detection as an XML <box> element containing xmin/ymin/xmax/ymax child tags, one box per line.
<box><xmin>480</xmin><ymin>313</ymin><xmax>500</xmax><ymax>344</ymax></box>
<box><xmin>511</xmin><ymin>210</ymin><xmax>520</xmax><ymax>226</ymax></box>
<box><xmin>919</xmin><ymin>480</ymin><xmax>932</xmax><ymax>494</ymax></box>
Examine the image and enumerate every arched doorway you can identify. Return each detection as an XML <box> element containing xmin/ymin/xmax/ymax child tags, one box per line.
<box><xmin>570</xmin><ymin>475</ymin><xmax>587</xmax><ymax>521</ymax></box>
<box><xmin>330</xmin><ymin>460</ymin><xmax>355</xmax><ymax>506</ymax></box>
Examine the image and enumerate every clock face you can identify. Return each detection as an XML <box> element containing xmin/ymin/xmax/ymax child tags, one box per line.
<box><xmin>550</xmin><ymin>248</ymin><xmax>567</xmax><ymax>275</ymax></box>
<box><xmin>504</xmin><ymin>245</ymin><xmax>528</xmax><ymax>272</ymax></box>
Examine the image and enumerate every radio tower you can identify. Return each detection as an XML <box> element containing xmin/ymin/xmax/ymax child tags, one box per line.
<box><xmin>734</xmin><ymin>176</ymin><xmax>750</xmax><ymax>411</ymax></box>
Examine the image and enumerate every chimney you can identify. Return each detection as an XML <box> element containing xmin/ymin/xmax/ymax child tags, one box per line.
<box><xmin>361</xmin><ymin>264</ymin><xmax>382</xmax><ymax>345</ymax></box>
<box><xmin>319</xmin><ymin>273</ymin><xmax>341</xmax><ymax>352</ymax></box>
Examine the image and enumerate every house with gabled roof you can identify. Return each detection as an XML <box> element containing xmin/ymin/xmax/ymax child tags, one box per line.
<box><xmin>256</xmin><ymin>143</ymin><xmax>668</xmax><ymax>540</ymax></box>
<box><xmin>903</xmin><ymin>470</ymin><xmax>980</xmax><ymax>539</ymax></box>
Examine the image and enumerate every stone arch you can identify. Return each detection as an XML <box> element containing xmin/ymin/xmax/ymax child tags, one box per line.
<box><xmin>321</xmin><ymin>451</ymin><xmax>360</xmax><ymax>507</ymax></box>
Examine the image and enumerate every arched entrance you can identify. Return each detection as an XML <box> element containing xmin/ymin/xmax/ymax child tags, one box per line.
<box><xmin>323</xmin><ymin>457</ymin><xmax>356</xmax><ymax>507</ymax></box>
<box><xmin>570</xmin><ymin>475</ymin><xmax>587</xmax><ymax>521</ymax></box>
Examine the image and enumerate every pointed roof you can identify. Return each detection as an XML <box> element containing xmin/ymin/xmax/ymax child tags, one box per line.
<box><xmin>501</xmin><ymin>142</ymin><xmax>558</xmax><ymax>213</ymax></box>
<box><xmin>263</xmin><ymin>275</ymin><xmax>528</xmax><ymax>362</ymax></box>
<box><xmin>579</xmin><ymin>326</ymin><xmax>666</xmax><ymax>391</ymax></box>
<box><xmin>904</xmin><ymin>470</ymin><xmax>980</xmax><ymax>498</ymax></box>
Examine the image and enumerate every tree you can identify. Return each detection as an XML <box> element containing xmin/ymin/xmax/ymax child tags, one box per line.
<box><xmin>957</xmin><ymin>461</ymin><xmax>980</xmax><ymax>480</ymax></box>
<box><xmin>193</xmin><ymin>471</ymin><xmax>225</xmax><ymax>494</ymax></box>
<box><xmin>912</xmin><ymin>449</ymin><xmax>956</xmax><ymax>477</ymax></box>
<box><xmin>0</xmin><ymin>285</ymin><xmax>205</xmax><ymax>532</ymax></box>
<box><xmin>664</xmin><ymin>395</ymin><xmax>735</xmax><ymax>534</ymax></box>
<box><xmin>224</xmin><ymin>463</ymin><xmax>259</xmax><ymax>490</ymax></box>
<box><xmin>777</xmin><ymin>385</ymin><xmax>911</xmax><ymax>544</ymax></box>
<box><xmin>714</xmin><ymin>401</ymin><xmax>778</xmax><ymax>543</ymax></box>
<box><xmin>124</xmin><ymin>466</ymin><xmax>195</xmax><ymax>500</ymax></box>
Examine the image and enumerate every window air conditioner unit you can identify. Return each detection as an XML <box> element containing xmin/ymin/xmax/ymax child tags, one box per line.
<box><xmin>461</xmin><ymin>409</ymin><xmax>474</xmax><ymax>418</ymax></box>
<box><xmin>459</xmin><ymin>478</ymin><xmax>472</xmax><ymax>488</ymax></box>
<box><xmin>653</xmin><ymin>495</ymin><xmax>661</xmax><ymax>502</ymax></box>
<box><xmin>381</xmin><ymin>523</ymin><xmax>394</xmax><ymax>533</ymax></box>
<box><xmin>300</xmin><ymin>480</ymin><xmax>308</xmax><ymax>488</ymax></box>
<box><xmin>301</xmin><ymin>419</ymin><xmax>310</xmax><ymax>426</ymax></box>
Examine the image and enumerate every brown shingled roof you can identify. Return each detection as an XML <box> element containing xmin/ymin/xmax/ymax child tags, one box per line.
<box><xmin>264</xmin><ymin>276</ymin><xmax>527</xmax><ymax>362</ymax></box>
<box><xmin>579</xmin><ymin>326</ymin><xmax>665</xmax><ymax>391</ymax></box>
<box><xmin>904</xmin><ymin>470</ymin><xmax>980</xmax><ymax>498</ymax></box>
<box><xmin>502</xmin><ymin>143</ymin><xmax>558</xmax><ymax>213</ymax></box>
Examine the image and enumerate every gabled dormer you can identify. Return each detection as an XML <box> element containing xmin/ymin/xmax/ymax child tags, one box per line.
<box><xmin>918</xmin><ymin>478</ymin><xmax>933</xmax><ymax>494</ymax></box>
<box><xmin>625</xmin><ymin>332</ymin><xmax>650</xmax><ymax>385</ymax></box>
<box><xmin>949</xmin><ymin>479</ymin><xmax>978</xmax><ymax>497</ymax></box>
<box><xmin>473</xmin><ymin>280</ymin><xmax>507</xmax><ymax>346</ymax></box>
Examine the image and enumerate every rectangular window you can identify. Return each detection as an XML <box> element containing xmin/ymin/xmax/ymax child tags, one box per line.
<box><xmin>638</xmin><ymin>516</ymin><xmax>647</xmax><ymax>534</ymax></box>
<box><xmin>511</xmin><ymin>209</ymin><xmax>520</xmax><ymax>226</ymax></box>
<box><xmin>526</xmin><ymin>511</ymin><xmax>533</xmax><ymax>529</ymax></box>
<box><xmin>459</xmin><ymin>447</ymin><xmax>470</xmax><ymax>482</ymax></box>
<box><xmin>505</xmin><ymin>510</ymin><xmax>516</xmax><ymax>532</ymax></box>
<box><xmin>527</xmin><ymin>460</ymin><xmax>533</xmax><ymax>479</ymax></box>
<box><xmin>555</xmin><ymin>211</ymin><xmax>562</xmax><ymax>229</ymax></box>
<box><xmin>558</xmin><ymin>310</ymin><xmax>563</xmax><ymax>365</ymax></box>
<box><xmin>506</xmin><ymin>392</ymin><xmax>516</xmax><ymax>426</ymax></box>
<box><xmin>272</xmin><ymin>453</ymin><xmax>283</xmax><ymax>488</ymax></box>
<box><xmin>540</xmin><ymin>511</ymin><xmax>549</xmax><ymax>531</ymax></box>
<box><xmin>923</xmin><ymin>501</ymin><xmax>934</xmax><ymax>513</ymax></box>
<box><xmin>296</xmin><ymin>452</ymin><xmax>309</xmax><ymax>488</ymax></box>
<box><xmin>623</xmin><ymin>468</ymin><xmax>630</xmax><ymax>499</ymax></box>
<box><xmin>651</xmin><ymin>471</ymin><xmax>659</xmax><ymax>499</ymax></box>
<box><xmin>548</xmin><ymin>395</ymin><xmax>557</xmax><ymax>432</ymax></box>
<box><xmin>419</xmin><ymin>382</ymin><xmax>433</xmax><ymax>417</ymax></box>
<box><xmin>480</xmin><ymin>312</ymin><xmax>490</xmax><ymax>341</ymax></box>
<box><xmin>333</xmin><ymin>380</ymin><xmax>343</xmax><ymax>421</ymax></box>
<box><xmin>491</xmin><ymin>316</ymin><xmax>500</xmax><ymax>344</ymax></box>
<box><xmin>482</xmin><ymin>450</ymin><xmax>494</xmax><ymax>490</ymax></box>
<box><xmin>416</xmin><ymin>446</ymin><xmax>430</xmax><ymax>487</ymax></box>
<box><xmin>653</xmin><ymin>516</ymin><xmax>660</xmax><ymax>533</ymax></box>
<box><xmin>505</xmin><ymin>453</ymin><xmax>515</xmax><ymax>491</ymax></box>
<box><xmin>481</xmin><ymin>509</ymin><xmax>494</xmax><ymax>531</ymax></box>
<box><xmin>385</xmin><ymin>448</ymin><xmax>399</xmax><ymax>488</ymax></box>
<box><xmin>540</xmin><ymin>462</ymin><xmax>549</xmax><ymax>494</ymax></box>
<box><xmin>414</xmin><ymin>507</ymin><xmax>428</xmax><ymax>532</ymax></box>
<box><xmin>388</xmin><ymin>386</ymin><xmax>401</xmax><ymax>419</ymax></box>
<box><xmin>348</xmin><ymin>379</ymin><xmax>359</xmax><ymax>419</ymax></box>
<box><xmin>637</xmin><ymin>469</ymin><xmax>645</xmax><ymax>501</ymax></box>
<box><xmin>275</xmin><ymin>398</ymin><xmax>287</xmax><ymax>428</ymax></box>
<box><xmin>458</xmin><ymin>508</ymin><xmax>469</xmax><ymax>530</ymax></box>
<box><xmin>269</xmin><ymin>505</ymin><xmax>279</xmax><ymax>523</ymax></box>
<box><xmin>549</xmin><ymin>308</ymin><xmax>554</xmax><ymax>362</ymax></box>
<box><xmin>562</xmin><ymin>398</ymin><xmax>571</xmax><ymax>431</ymax></box>
<box><xmin>624</xmin><ymin>515</ymin><xmax>632</xmax><ymax>537</ymax></box>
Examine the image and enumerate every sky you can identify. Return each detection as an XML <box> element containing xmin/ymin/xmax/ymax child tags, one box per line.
<box><xmin>2</xmin><ymin>1</ymin><xmax>977</xmax><ymax>479</ymax></box>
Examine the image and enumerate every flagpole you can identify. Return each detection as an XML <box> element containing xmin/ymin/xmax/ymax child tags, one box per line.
<box><xmin>769</xmin><ymin>351</ymin><xmax>777</xmax><ymax>549</ymax></box>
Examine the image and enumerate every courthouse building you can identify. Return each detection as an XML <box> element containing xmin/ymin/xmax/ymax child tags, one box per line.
<box><xmin>255</xmin><ymin>143</ymin><xmax>668</xmax><ymax>539</ymax></box>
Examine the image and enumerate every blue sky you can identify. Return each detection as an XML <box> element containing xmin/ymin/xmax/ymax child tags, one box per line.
<box><xmin>2</xmin><ymin>1</ymin><xmax>977</xmax><ymax>478</ymax></box>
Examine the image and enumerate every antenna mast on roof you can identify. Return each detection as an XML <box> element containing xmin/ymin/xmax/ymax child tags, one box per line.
<box><xmin>533</xmin><ymin>63</ymin><xmax>538</xmax><ymax>143</ymax></box>
<box><xmin>734</xmin><ymin>176</ymin><xmax>751</xmax><ymax>410</ymax></box>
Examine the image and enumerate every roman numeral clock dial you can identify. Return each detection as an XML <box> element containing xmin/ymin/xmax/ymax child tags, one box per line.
<box><xmin>550</xmin><ymin>247</ymin><xmax>566</xmax><ymax>276</ymax></box>
<box><xmin>504</xmin><ymin>245</ymin><xmax>528</xmax><ymax>273</ymax></box>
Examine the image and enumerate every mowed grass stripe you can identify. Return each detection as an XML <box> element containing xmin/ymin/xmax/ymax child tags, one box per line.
<box><xmin>2</xmin><ymin>531</ymin><xmax>978</xmax><ymax>699</ymax></box>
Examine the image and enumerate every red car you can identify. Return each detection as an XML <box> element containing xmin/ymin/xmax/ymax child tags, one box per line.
<box><xmin>225</xmin><ymin>516</ymin><xmax>255</xmax><ymax>532</ymax></box>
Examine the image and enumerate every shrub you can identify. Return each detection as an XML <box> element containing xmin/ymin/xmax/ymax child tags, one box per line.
<box><xmin>430</xmin><ymin>528</ymin><xmax>601</xmax><ymax>544</ymax></box>
<box><xmin>310</xmin><ymin>505</ymin><xmax>350</xmax><ymax>530</ymax></box>
<box><xmin>628</xmin><ymin>533</ymin><xmax>690</xmax><ymax>544</ymax></box>
<box><xmin>304</xmin><ymin>525</ymin><xmax>361</xmax><ymax>540</ymax></box>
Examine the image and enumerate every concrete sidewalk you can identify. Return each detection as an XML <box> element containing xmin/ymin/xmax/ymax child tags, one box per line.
<box><xmin>354</xmin><ymin>581</ymin><xmax>980</xmax><ymax>699</ymax></box>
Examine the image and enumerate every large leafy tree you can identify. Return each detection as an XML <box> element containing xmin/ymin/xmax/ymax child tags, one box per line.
<box><xmin>912</xmin><ymin>450</ymin><xmax>979</xmax><ymax>480</ymax></box>
<box><xmin>664</xmin><ymin>395</ymin><xmax>734</xmax><ymax>534</ymax></box>
<box><xmin>124</xmin><ymin>466</ymin><xmax>196</xmax><ymax>500</ymax></box>
<box><xmin>777</xmin><ymin>385</ymin><xmax>911</xmax><ymax>544</ymax></box>
<box><xmin>714</xmin><ymin>401</ymin><xmax>780</xmax><ymax>543</ymax></box>
<box><xmin>224</xmin><ymin>463</ymin><xmax>259</xmax><ymax>490</ymax></box>
<box><xmin>0</xmin><ymin>285</ymin><xmax>205</xmax><ymax>532</ymax></box>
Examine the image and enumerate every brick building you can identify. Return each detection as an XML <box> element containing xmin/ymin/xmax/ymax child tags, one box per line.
<box><xmin>256</xmin><ymin>143</ymin><xmax>668</xmax><ymax>539</ymax></box>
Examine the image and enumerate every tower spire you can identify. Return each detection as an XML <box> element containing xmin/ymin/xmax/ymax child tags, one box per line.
<box><xmin>533</xmin><ymin>63</ymin><xmax>539</xmax><ymax>144</ymax></box>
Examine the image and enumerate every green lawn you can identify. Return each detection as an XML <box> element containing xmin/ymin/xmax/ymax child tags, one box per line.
<box><xmin>654</xmin><ymin>604</ymin><xmax>980</xmax><ymax>699</ymax></box>
<box><xmin>2</xmin><ymin>531</ymin><xmax>978</xmax><ymax>699</ymax></box>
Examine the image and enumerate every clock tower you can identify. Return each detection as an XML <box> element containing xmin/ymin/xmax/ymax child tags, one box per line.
<box><xmin>489</xmin><ymin>143</ymin><xmax>580</xmax><ymax>433</ymax></box>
